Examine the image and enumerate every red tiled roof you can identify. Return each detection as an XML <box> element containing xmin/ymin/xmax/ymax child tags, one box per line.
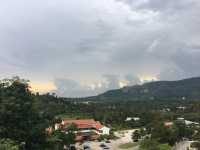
<box><xmin>62</xmin><ymin>119</ymin><xmax>103</xmax><ymax>130</ymax></box>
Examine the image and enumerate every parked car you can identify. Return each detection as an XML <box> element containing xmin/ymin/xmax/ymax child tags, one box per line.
<box><xmin>100</xmin><ymin>143</ymin><xmax>106</xmax><ymax>148</ymax></box>
<box><xmin>100</xmin><ymin>143</ymin><xmax>110</xmax><ymax>149</ymax></box>
<box><xmin>83</xmin><ymin>145</ymin><xmax>91</xmax><ymax>150</ymax></box>
<box><xmin>105</xmin><ymin>140</ymin><xmax>111</xmax><ymax>143</ymax></box>
<box><xmin>69</xmin><ymin>145</ymin><xmax>76</xmax><ymax>150</ymax></box>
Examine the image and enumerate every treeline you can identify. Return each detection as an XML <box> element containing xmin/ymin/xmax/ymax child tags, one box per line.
<box><xmin>87</xmin><ymin>76</ymin><xmax>200</xmax><ymax>102</ymax></box>
<box><xmin>0</xmin><ymin>77</ymin><xmax>76</xmax><ymax>150</ymax></box>
<box><xmin>1</xmin><ymin>77</ymin><xmax>200</xmax><ymax>149</ymax></box>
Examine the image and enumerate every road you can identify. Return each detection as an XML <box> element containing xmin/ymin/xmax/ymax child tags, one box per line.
<box><xmin>76</xmin><ymin>129</ymin><xmax>139</xmax><ymax>150</ymax></box>
<box><xmin>173</xmin><ymin>141</ymin><xmax>193</xmax><ymax>150</ymax></box>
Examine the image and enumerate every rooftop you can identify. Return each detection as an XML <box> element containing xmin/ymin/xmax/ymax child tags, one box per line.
<box><xmin>62</xmin><ymin>119</ymin><xmax>103</xmax><ymax>130</ymax></box>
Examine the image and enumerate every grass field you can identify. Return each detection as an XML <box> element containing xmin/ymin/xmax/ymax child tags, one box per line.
<box><xmin>56</xmin><ymin>113</ymin><xmax>92</xmax><ymax>119</ymax></box>
<box><xmin>118</xmin><ymin>142</ymin><xmax>139</xmax><ymax>149</ymax></box>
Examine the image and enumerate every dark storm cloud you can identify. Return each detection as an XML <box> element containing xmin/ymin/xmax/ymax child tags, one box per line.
<box><xmin>0</xmin><ymin>0</ymin><xmax>200</xmax><ymax>96</ymax></box>
<box><xmin>116</xmin><ymin>0</ymin><xmax>197</xmax><ymax>13</ymax></box>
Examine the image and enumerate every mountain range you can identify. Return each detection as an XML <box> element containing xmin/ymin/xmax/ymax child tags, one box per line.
<box><xmin>87</xmin><ymin>77</ymin><xmax>200</xmax><ymax>101</ymax></box>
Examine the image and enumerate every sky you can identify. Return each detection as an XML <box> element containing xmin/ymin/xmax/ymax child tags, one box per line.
<box><xmin>0</xmin><ymin>0</ymin><xmax>200</xmax><ymax>97</ymax></box>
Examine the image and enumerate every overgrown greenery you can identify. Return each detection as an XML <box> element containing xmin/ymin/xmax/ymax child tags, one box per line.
<box><xmin>140</xmin><ymin>139</ymin><xmax>171</xmax><ymax>150</ymax></box>
<box><xmin>1</xmin><ymin>76</ymin><xmax>200</xmax><ymax>149</ymax></box>
<box><xmin>119</xmin><ymin>142</ymin><xmax>138</xmax><ymax>149</ymax></box>
<box><xmin>0</xmin><ymin>139</ymin><xmax>19</xmax><ymax>150</ymax></box>
<box><xmin>94</xmin><ymin>77</ymin><xmax>200</xmax><ymax>101</ymax></box>
<box><xmin>191</xmin><ymin>141</ymin><xmax>200</xmax><ymax>149</ymax></box>
<box><xmin>0</xmin><ymin>77</ymin><xmax>75</xmax><ymax>150</ymax></box>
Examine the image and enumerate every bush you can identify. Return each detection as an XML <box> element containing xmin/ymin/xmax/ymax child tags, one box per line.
<box><xmin>139</xmin><ymin>139</ymin><xmax>171</xmax><ymax>150</ymax></box>
<box><xmin>191</xmin><ymin>142</ymin><xmax>200</xmax><ymax>149</ymax></box>
<box><xmin>132</xmin><ymin>130</ymin><xmax>140</xmax><ymax>142</ymax></box>
<box><xmin>97</xmin><ymin>134</ymin><xmax>117</xmax><ymax>141</ymax></box>
<box><xmin>0</xmin><ymin>139</ymin><xmax>19</xmax><ymax>150</ymax></box>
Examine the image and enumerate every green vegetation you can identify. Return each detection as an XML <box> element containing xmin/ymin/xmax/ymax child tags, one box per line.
<box><xmin>119</xmin><ymin>142</ymin><xmax>138</xmax><ymax>149</ymax></box>
<box><xmin>0</xmin><ymin>77</ymin><xmax>49</xmax><ymax>149</ymax></box>
<box><xmin>1</xmin><ymin>76</ymin><xmax>200</xmax><ymax>149</ymax></box>
<box><xmin>191</xmin><ymin>141</ymin><xmax>200</xmax><ymax>149</ymax></box>
<box><xmin>0</xmin><ymin>139</ymin><xmax>19</xmax><ymax>150</ymax></box>
<box><xmin>93</xmin><ymin>77</ymin><xmax>200</xmax><ymax>102</ymax></box>
<box><xmin>132</xmin><ymin>130</ymin><xmax>141</xmax><ymax>142</ymax></box>
<box><xmin>97</xmin><ymin>133</ymin><xmax>117</xmax><ymax>141</ymax></box>
<box><xmin>140</xmin><ymin>139</ymin><xmax>171</xmax><ymax>150</ymax></box>
<box><xmin>47</xmin><ymin>129</ymin><xmax>75</xmax><ymax>149</ymax></box>
<box><xmin>57</xmin><ymin>113</ymin><xmax>92</xmax><ymax>120</ymax></box>
<box><xmin>0</xmin><ymin>77</ymin><xmax>76</xmax><ymax>150</ymax></box>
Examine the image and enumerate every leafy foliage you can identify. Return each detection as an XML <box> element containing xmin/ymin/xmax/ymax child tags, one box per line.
<box><xmin>47</xmin><ymin>129</ymin><xmax>75</xmax><ymax>150</ymax></box>
<box><xmin>1</xmin><ymin>76</ymin><xmax>200</xmax><ymax>150</ymax></box>
<box><xmin>95</xmin><ymin>77</ymin><xmax>200</xmax><ymax>101</ymax></box>
<box><xmin>191</xmin><ymin>141</ymin><xmax>200</xmax><ymax>149</ymax></box>
<box><xmin>0</xmin><ymin>139</ymin><xmax>19</xmax><ymax>150</ymax></box>
<box><xmin>140</xmin><ymin>139</ymin><xmax>171</xmax><ymax>150</ymax></box>
<box><xmin>132</xmin><ymin>130</ymin><xmax>141</xmax><ymax>142</ymax></box>
<box><xmin>0</xmin><ymin>77</ymin><xmax>76</xmax><ymax>150</ymax></box>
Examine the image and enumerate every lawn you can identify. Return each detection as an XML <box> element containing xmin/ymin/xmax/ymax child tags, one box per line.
<box><xmin>56</xmin><ymin>113</ymin><xmax>92</xmax><ymax>119</ymax></box>
<box><xmin>118</xmin><ymin>142</ymin><xmax>139</xmax><ymax>149</ymax></box>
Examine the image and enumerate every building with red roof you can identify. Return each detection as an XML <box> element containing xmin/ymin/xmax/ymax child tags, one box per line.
<box><xmin>62</xmin><ymin>119</ymin><xmax>103</xmax><ymax>130</ymax></box>
<box><xmin>54</xmin><ymin>119</ymin><xmax>110</xmax><ymax>141</ymax></box>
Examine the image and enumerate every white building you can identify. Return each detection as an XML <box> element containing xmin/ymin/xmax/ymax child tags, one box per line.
<box><xmin>99</xmin><ymin>126</ymin><xmax>110</xmax><ymax>135</ymax></box>
<box><xmin>125</xmin><ymin>117</ymin><xmax>140</xmax><ymax>121</ymax></box>
<box><xmin>185</xmin><ymin>120</ymin><xmax>199</xmax><ymax>126</ymax></box>
<box><xmin>177</xmin><ymin>118</ymin><xmax>199</xmax><ymax>126</ymax></box>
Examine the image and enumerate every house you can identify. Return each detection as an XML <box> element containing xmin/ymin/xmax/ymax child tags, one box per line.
<box><xmin>176</xmin><ymin>106</ymin><xmax>186</xmax><ymax>110</ymax></box>
<box><xmin>177</xmin><ymin>118</ymin><xmax>199</xmax><ymax>126</ymax></box>
<box><xmin>185</xmin><ymin>120</ymin><xmax>199</xmax><ymax>126</ymax></box>
<box><xmin>54</xmin><ymin>119</ymin><xmax>110</xmax><ymax>141</ymax></box>
<box><xmin>99</xmin><ymin>126</ymin><xmax>110</xmax><ymax>135</ymax></box>
<box><xmin>55</xmin><ymin>123</ymin><xmax>61</xmax><ymax>130</ymax></box>
<box><xmin>61</xmin><ymin>119</ymin><xmax>110</xmax><ymax>135</ymax></box>
<box><xmin>161</xmin><ymin>108</ymin><xmax>171</xmax><ymax>112</ymax></box>
<box><xmin>177</xmin><ymin>117</ymin><xmax>185</xmax><ymax>120</ymax></box>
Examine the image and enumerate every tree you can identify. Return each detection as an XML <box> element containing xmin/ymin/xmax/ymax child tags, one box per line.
<box><xmin>48</xmin><ymin>126</ymin><xmax>76</xmax><ymax>150</ymax></box>
<box><xmin>0</xmin><ymin>139</ymin><xmax>19</xmax><ymax>150</ymax></box>
<box><xmin>140</xmin><ymin>139</ymin><xmax>160</xmax><ymax>150</ymax></box>
<box><xmin>0</xmin><ymin>77</ymin><xmax>51</xmax><ymax>149</ymax></box>
<box><xmin>191</xmin><ymin>142</ymin><xmax>200</xmax><ymax>149</ymax></box>
<box><xmin>175</xmin><ymin>121</ymin><xmax>194</xmax><ymax>140</ymax></box>
<box><xmin>140</xmin><ymin>139</ymin><xmax>171</xmax><ymax>150</ymax></box>
<box><xmin>140</xmin><ymin>128</ymin><xmax>147</xmax><ymax>137</ymax></box>
<box><xmin>132</xmin><ymin>130</ymin><xmax>141</xmax><ymax>142</ymax></box>
<box><xmin>157</xmin><ymin>144</ymin><xmax>171</xmax><ymax>150</ymax></box>
<box><xmin>151</xmin><ymin>122</ymin><xmax>178</xmax><ymax>146</ymax></box>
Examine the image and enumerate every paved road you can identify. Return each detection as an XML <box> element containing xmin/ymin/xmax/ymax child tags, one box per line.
<box><xmin>173</xmin><ymin>141</ymin><xmax>193</xmax><ymax>150</ymax></box>
<box><xmin>76</xmin><ymin>129</ymin><xmax>139</xmax><ymax>150</ymax></box>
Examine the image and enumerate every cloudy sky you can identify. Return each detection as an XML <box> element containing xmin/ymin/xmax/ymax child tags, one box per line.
<box><xmin>0</xmin><ymin>0</ymin><xmax>200</xmax><ymax>97</ymax></box>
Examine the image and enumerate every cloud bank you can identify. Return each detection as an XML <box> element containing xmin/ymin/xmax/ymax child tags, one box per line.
<box><xmin>0</xmin><ymin>0</ymin><xmax>200</xmax><ymax>97</ymax></box>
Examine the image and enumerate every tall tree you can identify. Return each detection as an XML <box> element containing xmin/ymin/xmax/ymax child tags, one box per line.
<box><xmin>0</xmin><ymin>139</ymin><xmax>19</xmax><ymax>150</ymax></box>
<box><xmin>132</xmin><ymin>130</ymin><xmax>141</xmax><ymax>142</ymax></box>
<box><xmin>0</xmin><ymin>77</ymin><xmax>50</xmax><ymax>149</ymax></box>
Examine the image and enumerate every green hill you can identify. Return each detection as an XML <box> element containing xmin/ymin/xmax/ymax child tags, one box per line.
<box><xmin>94</xmin><ymin>77</ymin><xmax>200</xmax><ymax>101</ymax></box>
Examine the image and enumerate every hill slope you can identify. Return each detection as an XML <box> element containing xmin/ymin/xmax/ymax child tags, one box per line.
<box><xmin>94</xmin><ymin>77</ymin><xmax>200</xmax><ymax>101</ymax></box>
